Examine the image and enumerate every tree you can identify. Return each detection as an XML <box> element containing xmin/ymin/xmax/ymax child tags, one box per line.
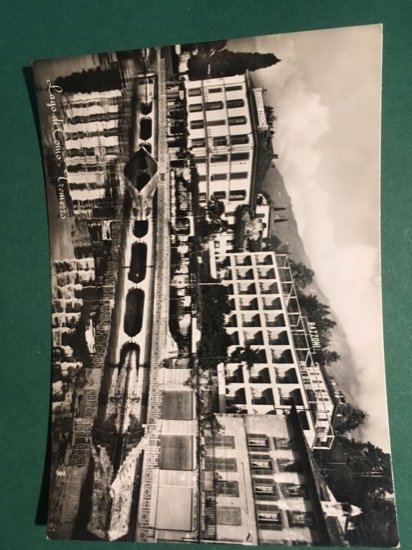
<box><xmin>230</xmin><ymin>345</ymin><xmax>265</xmax><ymax>368</ymax></box>
<box><xmin>264</xmin><ymin>105</ymin><xmax>277</xmax><ymax>130</ymax></box>
<box><xmin>289</xmin><ymin>260</ymin><xmax>315</xmax><ymax>290</ymax></box>
<box><xmin>207</xmin><ymin>198</ymin><xmax>225</xmax><ymax>220</ymax></box>
<box><xmin>322</xmin><ymin>349</ymin><xmax>341</xmax><ymax>365</ymax></box>
<box><xmin>56</xmin><ymin>67</ymin><xmax>122</xmax><ymax>93</ymax></box>
<box><xmin>188</xmin><ymin>50</ymin><xmax>280</xmax><ymax>80</ymax></box>
<box><xmin>334</xmin><ymin>403</ymin><xmax>367</xmax><ymax>434</ymax></box>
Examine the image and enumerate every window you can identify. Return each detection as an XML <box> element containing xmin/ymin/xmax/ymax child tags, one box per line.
<box><xmin>213</xmin><ymin>136</ymin><xmax>227</xmax><ymax>146</ymax></box>
<box><xmin>188</xmin><ymin>88</ymin><xmax>201</xmax><ymax>97</ymax></box>
<box><xmin>256</xmin><ymin>505</ymin><xmax>283</xmax><ymax>530</ymax></box>
<box><xmin>277</xmin><ymin>458</ymin><xmax>302</xmax><ymax>473</ymax></box>
<box><xmin>226</xmin><ymin>85</ymin><xmax>242</xmax><ymax>92</ymax></box>
<box><xmin>214</xmin><ymin>191</ymin><xmax>226</xmax><ymax>200</ymax></box>
<box><xmin>205</xmin><ymin>457</ymin><xmax>237</xmax><ymax>471</ymax></box>
<box><xmin>194</xmin><ymin>157</ymin><xmax>206</xmax><ymax>165</ymax></box>
<box><xmin>205</xmin><ymin>434</ymin><xmax>235</xmax><ymax>448</ymax></box>
<box><xmin>199</xmin><ymin>192</ymin><xmax>207</xmax><ymax>203</ymax></box>
<box><xmin>231</xmin><ymin>152</ymin><xmax>250</xmax><ymax>162</ymax></box>
<box><xmin>231</xmin><ymin>172</ymin><xmax>248</xmax><ymax>180</ymax></box>
<box><xmin>248</xmin><ymin>434</ymin><xmax>269</xmax><ymax>451</ymax></box>
<box><xmin>208</xmin><ymin>87</ymin><xmax>222</xmax><ymax>94</ymax></box>
<box><xmin>253</xmin><ymin>479</ymin><xmax>278</xmax><ymax>501</ymax></box>
<box><xmin>230</xmin><ymin>134</ymin><xmax>249</xmax><ymax>145</ymax></box>
<box><xmin>229</xmin><ymin>116</ymin><xmax>246</xmax><ymax>126</ymax></box>
<box><xmin>229</xmin><ymin>190</ymin><xmax>247</xmax><ymax>201</ymax></box>
<box><xmin>192</xmin><ymin>138</ymin><xmax>206</xmax><ymax>148</ymax></box>
<box><xmin>211</xmin><ymin>173</ymin><xmax>227</xmax><ymax>181</ymax></box>
<box><xmin>227</xmin><ymin>99</ymin><xmax>245</xmax><ymax>109</ymax></box>
<box><xmin>206</xmin><ymin>101</ymin><xmax>224</xmax><ymax>111</ymax></box>
<box><xmin>273</xmin><ymin>437</ymin><xmax>296</xmax><ymax>450</ymax></box>
<box><xmin>198</xmin><ymin>175</ymin><xmax>207</xmax><ymax>182</ymax></box>
<box><xmin>191</xmin><ymin>120</ymin><xmax>204</xmax><ymax>130</ymax></box>
<box><xmin>250</xmin><ymin>454</ymin><xmax>273</xmax><ymax>475</ymax></box>
<box><xmin>216</xmin><ymin>480</ymin><xmax>239</xmax><ymax>497</ymax></box>
<box><xmin>189</xmin><ymin>103</ymin><xmax>203</xmax><ymax>113</ymax></box>
<box><xmin>207</xmin><ymin>119</ymin><xmax>226</xmax><ymax>127</ymax></box>
<box><xmin>211</xmin><ymin>154</ymin><xmax>228</xmax><ymax>163</ymax></box>
<box><xmin>216</xmin><ymin>506</ymin><xmax>241</xmax><ymax>525</ymax></box>
<box><xmin>287</xmin><ymin>511</ymin><xmax>314</xmax><ymax>528</ymax></box>
<box><xmin>280</xmin><ymin>483</ymin><xmax>307</xmax><ymax>498</ymax></box>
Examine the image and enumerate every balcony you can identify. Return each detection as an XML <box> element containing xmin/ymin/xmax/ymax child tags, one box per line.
<box><xmin>249</xmin><ymin>367</ymin><xmax>270</xmax><ymax>384</ymax></box>
<box><xmin>226</xmin><ymin>366</ymin><xmax>244</xmax><ymax>384</ymax></box>
<box><xmin>279</xmin><ymin>389</ymin><xmax>304</xmax><ymax>407</ymax></box>
<box><xmin>262</xmin><ymin>298</ymin><xmax>282</xmax><ymax>310</ymax></box>
<box><xmin>240</xmin><ymin>298</ymin><xmax>259</xmax><ymax>311</ymax></box>
<box><xmin>271</xmin><ymin>349</ymin><xmax>294</xmax><ymax>364</ymax></box>
<box><xmin>276</xmin><ymin>367</ymin><xmax>298</xmax><ymax>384</ymax></box>
<box><xmin>251</xmin><ymin>388</ymin><xmax>275</xmax><ymax>406</ymax></box>
<box><xmin>226</xmin><ymin>314</ymin><xmax>238</xmax><ymax>327</ymax></box>
<box><xmin>226</xmin><ymin>387</ymin><xmax>247</xmax><ymax>406</ymax></box>
<box><xmin>242</xmin><ymin>314</ymin><xmax>261</xmax><ymax>328</ymax></box>
<box><xmin>256</xmin><ymin>254</ymin><xmax>273</xmax><ymax>265</ymax></box>
<box><xmin>238</xmin><ymin>282</ymin><xmax>257</xmax><ymax>295</ymax></box>
<box><xmin>236</xmin><ymin>268</ymin><xmax>254</xmax><ymax>280</ymax></box>
<box><xmin>243</xmin><ymin>330</ymin><xmax>264</xmax><ymax>346</ymax></box>
<box><xmin>235</xmin><ymin>255</ymin><xmax>252</xmax><ymax>266</ymax></box>
<box><xmin>257</xmin><ymin>268</ymin><xmax>276</xmax><ymax>280</ymax></box>
<box><xmin>265</xmin><ymin>314</ymin><xmax>285</xmax><ymax>328</ymax></box>
<box><xmin>259</xmin><ymin>282</ymin><xmax>279</xmax><ymax>295</ymax></box>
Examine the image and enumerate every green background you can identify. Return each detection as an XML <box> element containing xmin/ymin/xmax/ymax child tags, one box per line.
<box><xmin>1</xmin><ymin>1</ymin><xmax>411</xmax><ymax>549</ymax></box>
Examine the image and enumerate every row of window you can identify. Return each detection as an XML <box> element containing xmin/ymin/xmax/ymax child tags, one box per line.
<box><xmin>204</xmin><ymin>434</ymin><xmax>297</xmax><ymax>451</ymax></box>
<box><xmin>216</xmin><ymin>505</ymin><xmax>314</xmax><ymax>531</ymax></box>
<box><xmin>204</xmin><ymin>455</ymin><xmax>302</xmax><ymax>474</ymax></box>
<box><xmin>197</xmin><ymin>172</ymin><xmax>249</xmax><ymax>183</ymax></box>
<box><xmin>194</xmin><ymin>152</ymin><xmax>250</xmax><ymax>163</ymax></box>
<box><xmin>214</xmin><ymin>479</ymin><xmax>306</xmax><ymax>499</ymax></box>
<box><xmin>188</xmin><ymin>84</ymin><xmax>243</xmax><ymax>97</ymax></box>
<box><xmin>189</xmin><ymin>99</ymin><xmax>245</xmax><ymax>112</ymax></box>
<box><xmin>190</xmin><ymin>116</ymin><xmax>247</xmax><ymax>130</ymax></box>
<box><xmin>198</xmin><ymin>190</ymin><xmax>247</xmax><ymax>202</ymax></box>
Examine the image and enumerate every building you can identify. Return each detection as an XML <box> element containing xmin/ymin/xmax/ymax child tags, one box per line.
<box><xmin>52</xmin><ymin>257</ymin><xmax>95</xmax><ymax>347</ymax></box>
<box><xmin>164</xmin><ymin>73</ymin><xmax>272</xmax><ymax>259</ymax></box>
<box><xmin>184</xmin><ymin>73</ymin><xmax>270</xmax><ymax>258</ymax></box>
<box><xmin>201</xmin><ymin>410</ymin><xmax>346</xmax><ymax>546</ymax></box>
<box><xmin>211</xmin><ymin>250</ymin><xmax>335</xmax><ymax>450</ymax></box>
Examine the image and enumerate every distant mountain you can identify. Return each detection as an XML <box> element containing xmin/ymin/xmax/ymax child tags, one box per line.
<box><xmin>262</xmin><ymin>165</ymin><xmax>313</xmax><ymax>266</ymax></box>
<box><xmin>261</xmin><ymin>164</ymin><xmax>361</xmax><ymax>404</ymax></box>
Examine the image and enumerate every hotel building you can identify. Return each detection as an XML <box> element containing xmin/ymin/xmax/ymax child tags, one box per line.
<box><xmin>60</xmin><ymin>89</ymin><xmax>124</xmax><ymax>216</ymax></box>
<box><xmin>201</xmin><ymin>410</ymin><xmax>346</xmax><ymax>546</ymax></box>
<box><xmin>165</xmin><ymin>73</ymin><xmax>272</xmax><ymax>259</ymax></box>
<box><xmin>211</xmin><ymin>250</ymin><xmax>336</xmax><ymax>451</ymax></box>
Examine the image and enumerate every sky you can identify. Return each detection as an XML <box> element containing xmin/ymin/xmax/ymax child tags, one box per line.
<box><xmin>229</xmin><ymin>25</ymin><xmax>390</xmax><ymax>451</ymax></box>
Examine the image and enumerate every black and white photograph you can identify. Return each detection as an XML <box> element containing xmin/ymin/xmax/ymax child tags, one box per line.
<box><xmin>33</xmin><ymin>24</ymin><xmax>399</xmax><ymax>547</ymax></box>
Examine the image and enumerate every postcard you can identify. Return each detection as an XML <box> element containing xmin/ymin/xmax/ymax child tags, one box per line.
<box><xmin>33</xmin><ymin>24</ymin><xmax>399</xmax><ymax>546</ymax></box>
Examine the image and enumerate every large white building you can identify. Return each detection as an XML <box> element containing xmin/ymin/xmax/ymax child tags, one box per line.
<box><xmin>183</xmin><ymin>73</ymin><xmax>270</xmax><ymax>258</ymax></box>
<box><xmin>211</xmin><ymin>250</ymin><xmax>336</xmax><ymax>450</ymax></box>
<box><xmin>60</xmin><ymin>90</ymin><xmax>123</xmax><ymax>215</ymax></box>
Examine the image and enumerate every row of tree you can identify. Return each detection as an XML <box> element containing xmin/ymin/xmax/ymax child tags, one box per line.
<box><xmin>314</xmin><ymin>436</ymin><xmax>398</xmax><ymax>547</ymax></box>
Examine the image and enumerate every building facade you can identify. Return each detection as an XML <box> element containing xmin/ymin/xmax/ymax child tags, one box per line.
<box><xmin>211</xmin><ymin>250</ymin><xmax>335</xmax><ymax>450</ymax></box>
<box><xmin>201</xmin><ymin>411</ymin><xmax>345</xmax><ymax>546</ymax></box>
